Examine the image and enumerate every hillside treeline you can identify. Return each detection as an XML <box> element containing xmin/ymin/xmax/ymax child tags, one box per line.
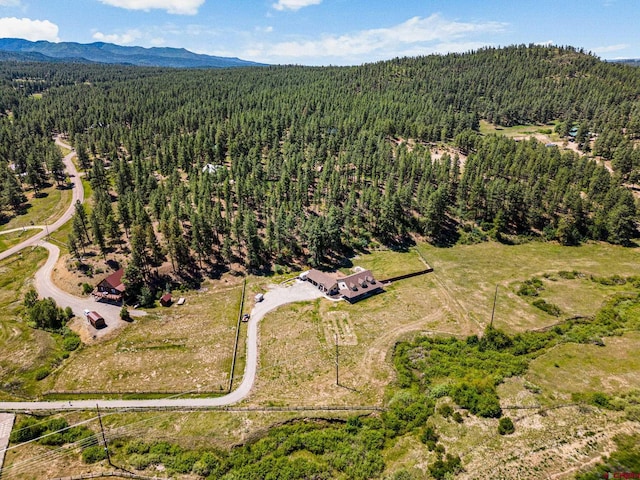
<box><xmin>0</xmin><ymin>45</ymin><xmax>639</xmax><ymax>288</ymax></box>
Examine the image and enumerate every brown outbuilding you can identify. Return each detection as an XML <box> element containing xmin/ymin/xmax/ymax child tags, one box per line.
<box><xmin>86</xmin><ymin>311</ymin><xmax>106</xmax><ymax>329</ymax></box>
<box><xmin>160</xmin><ymin>293</ymin><xmax>172</xmax><ymax>307</ymax></box>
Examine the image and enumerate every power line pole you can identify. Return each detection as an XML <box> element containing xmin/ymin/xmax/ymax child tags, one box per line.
<box><xmin>96</xmin><ymin>404</ymin><xmax>114</xmax><ymax>469</ymax></box>
<box><xmin>335</xmin><ymin>333</ymin><xmax>339</xmax><ymax>386</ymax></box>
<box><xmin>490</xmin><ymin>284</ymin><xmax>499</xmax><ymax>328</ymax></box>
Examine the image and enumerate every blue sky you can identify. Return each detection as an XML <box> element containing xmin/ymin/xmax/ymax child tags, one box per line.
<box><xmin>0</xmin><ymin>0</ymin><xmax>639</xmax><ymax>65</ymax></box>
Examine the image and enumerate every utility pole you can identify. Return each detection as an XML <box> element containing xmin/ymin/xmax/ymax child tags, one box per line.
<box><xmin>490</xmin><ymin>284</ymin><xmax>499</xmax><ymax>328</ymax></box>
<box><xmin>335</xmin><ymin>333</ymin><xmax>339</xmax><ymax>386</ymax></box>
<box><xmin>96</xmin><ymin>404</ymin><xmax>114</xmax><ymax>469</ymax></box>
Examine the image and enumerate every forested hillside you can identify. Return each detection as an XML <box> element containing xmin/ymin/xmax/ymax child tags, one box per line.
<box><xmin>1</xmin><ymin>44</ymin><xmax>639</xmax><ymax>299</ymax></box>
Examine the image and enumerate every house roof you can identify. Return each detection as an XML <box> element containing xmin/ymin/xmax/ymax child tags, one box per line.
<box><xmin>306</xmin><ymin>269</ymin><xmax>338</xmax><ymax>290</ymax></box>
<box><xmin>99</xmin><ymin>268</ymin><xmax>125</xmax><ymax>292</ymax></box>
<box><xmin>338</xmin><ymin>269</ymin><xmax>382</xmax><ymax>300</ymax></box>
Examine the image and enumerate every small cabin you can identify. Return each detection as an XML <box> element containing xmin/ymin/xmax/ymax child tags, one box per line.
<box><xmin>93</xmin><ymin>268</ymin><xmax>125</xmax><ymax>303</ymax></box>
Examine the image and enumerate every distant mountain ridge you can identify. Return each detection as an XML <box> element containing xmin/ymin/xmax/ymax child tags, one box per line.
<box><xmin>0</xmin><ymin>38</ymin><xmax>266</xmax><ymax>68</ymax></box>
<box><xmin>610</xmin><ymin>58</ymin><xmax>640</xmax><ymax>67</ymax></box>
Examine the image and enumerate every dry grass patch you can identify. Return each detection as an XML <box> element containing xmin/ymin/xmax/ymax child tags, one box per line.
<box><xmin>0</xmin><ymin>229</ymin><xmax>40</xmax><ymax>253</ymax></box>
<box><xmin>0</xmin><ymin>248</ymin><xmax>68</xmax><ymax>399</ymax></box>
<box><xmin>432</xmin><ymin>404</ymin><xmax>635</xmax><ymax>480</ymax></box>
<box><xmin>526</xmin><ymin>331</ymin><xmax>640</xmax><ymax>400</ymax></box>
<box><xmin>0</xmin><ymin>184</ymin><xmax>71</xmax><ymax>232</ymax></box>
<box><xmin>250</xmin><ymin>273</ymin><xmax>459</xmax><ymax>408</ymax></box>
<box><xmin>42</xmin><ymin>280</ymin><xmax>243</xmax><ymax>395</ymax></box>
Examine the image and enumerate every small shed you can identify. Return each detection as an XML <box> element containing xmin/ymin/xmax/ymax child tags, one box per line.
<box><xmin>255</xmin><ymin>293</ymin><xmax>264</xmax><ymax>303</ymax></box>
<box><xmin>87</xmin><ymin>311</ymin><xmax>106</xmax><ymax>329</ymax></box>
<box><xmin>160</xmin><ymin>293</ymin><xmax>172</xmax><ymax>307</ymax></box>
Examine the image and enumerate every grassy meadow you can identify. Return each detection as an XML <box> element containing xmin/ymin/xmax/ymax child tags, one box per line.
<box><xmin>0</xmin><ymin>247</ymin><xmax>70</xmax><ymax>400</ymax></box>
<box><xmin>3</xmin><ymin>240</ymin><xmax>640</xmax><ymax>479</ymax></box>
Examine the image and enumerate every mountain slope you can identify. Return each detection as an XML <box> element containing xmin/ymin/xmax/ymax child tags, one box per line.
<box><xmin>0</xmin><ymin>38</ymin><xmax>266</xmax><ymax>68</ymax></box>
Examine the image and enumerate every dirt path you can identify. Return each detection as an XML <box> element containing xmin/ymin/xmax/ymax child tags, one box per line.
<box><xmin>360</xmin><ymin>310</ymin><xmax>457</xmax><ymax>392</ymax></box>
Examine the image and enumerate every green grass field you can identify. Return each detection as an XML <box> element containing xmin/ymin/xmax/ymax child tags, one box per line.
<box><xmin>479</xmin><ymin>120</ymin><xmax>560</xmax><ymax>140</ymax></box>
<box><xmin>526</xmin><ymin>331</ymin><xmax>640</xmax><ymax>400</ymax></box>
<box><xmin>341</xmin><ymin>247</ymin><xmax>427</xmax><ymax>279</ymax></box>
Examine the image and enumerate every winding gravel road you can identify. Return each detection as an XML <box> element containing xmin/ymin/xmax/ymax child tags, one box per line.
<box><xmin>0</xmin><ymin>280</ymin><xmax>322</xmax><ymax>411</ymax></box>
<box><xmin>0</xmin><ymin>137</ymin><xmax>83</xmax><ymax>263</ymax></box>
<box><xmin>0</xmin><ymin>137</ymin><xmax>325</xmax><ymax>411</ymax></box>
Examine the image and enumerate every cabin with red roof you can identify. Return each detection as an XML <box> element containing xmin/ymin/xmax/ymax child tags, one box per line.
<box><xmin>93</xmin><ymin>268</ymin><xmax>125</xmax><ymax>304</ymax></box>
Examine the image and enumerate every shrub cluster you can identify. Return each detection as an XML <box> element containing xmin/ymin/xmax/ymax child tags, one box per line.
<box><xmin>517</xmin><ymin>277</ymin><xmax>544</xmax><ymax>296</ymax></box>
<box><xmin>532</xmin><ymin>298</ymin><xmax>562</xmax><ymax>316</ymax></box>
<box><xmin>10</xmin><ymin>416</ymin><xmax>94</xmax><ymax>445</ymax></box>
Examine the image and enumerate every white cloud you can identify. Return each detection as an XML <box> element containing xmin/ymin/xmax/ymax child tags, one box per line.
<box><xmin>0</xmin><ymin>0</ymin><xmax>21</xmax><ymax>7</ymax></box>
<box><xmin>593</xmin><ymin>43</ymin><xmax>629</xmax><ymax>54</ymax></box>
<box><xmin>98</xmin><ymin>0</ymin><xmax>204</xmax><ymax>15</ymax></box>
<box><xmin>251</xmin><ymin>14</ymin><xmax>506</xmax><ymax>64</ymax></box>
<box><xmin>93</xmin><ymin>29</ymin><xmax>142</xmax><ymax>45</ymax></box>
<box><xmin>0</xmin><ymin>17</ymin><xmax>59</xmax><ymax>41</ymax></box>
<box><xmin>272</xmin><ymin>0</ymin><xmax>321</xmax><ymax>12</ymax></box>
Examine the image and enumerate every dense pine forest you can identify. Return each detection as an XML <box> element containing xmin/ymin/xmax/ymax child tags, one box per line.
<box><xmin>1</xmin><ymin>44</ymin><xmax>639</xmax><ymax>298</ymax></box>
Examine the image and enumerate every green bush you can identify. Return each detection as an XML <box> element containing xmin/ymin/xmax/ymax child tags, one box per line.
<box><xmin>428</xmin><ymin>453</ymin><xmax>462</xmax><ymax>480</ymax></box>
<box><xmin>532</xmin><ymin>299</ymin><xmax>562</xmax><ymax>316</ymax></box>
<box><xmin>517</xmin><ymin>277</ymin><xmax>544</xmax><ymax>296</ymax></box>
<box><xmin>124</xmin><ymin>439</ymin><xmax>150</xmax><ymax>455</ymax></box>
<box><xmin>558</xmin><ymin>270</ymin><xmax>581</xmax><ymax>279</ymax></box>
<box><xmin>590</xmin><ymin>274</ymin><xmax>627</xmax><ymax>286</ymax></box>
<box><xmin>82</xmin><ymin>283</ymin><xmax>93</xmax><ymax>295</ymax></box>
<box><xmin>450</xmin><ymin>380</ymin><xmax>503</xmax><ymax>418</ymax></box>
<box><xmin>437</xmin><ymin>404</ymin><xmax>453</xmax><ymax>418</ymax></box>
<box><xmin>192</xmin><ymin>452</ymin><xmax>222</xmax><ymax>477</ymax></box>
<box><xmin>39</xmin><ymin>433</ymin><xmax>65</xmax><ymax>446</ymax></box>
<box><xmin>63</xmin><ymin>426</ymin><xmax>94</xmax><ymax>443</ymax></box>
<box><xmin>420</xmin><ymin>425</ymin><xmax>439</xmax><ymax>445</ymax></box>
<box><xmin>62</xmin><ymin>334</ymin><xmax>81</xmax><ymax>351</ymax></box>
<box><xmin>498</xmin><ymin>417</ymin><xmax>515</xmax><ymax>435</ymax></box>
<box><xmin>10</xmin><ymin>417</ymin><xmax>45</xmax><ymax>443</ymax></box>
<box><xmin>34</xmin><ymin>367</ymin><xmax>50</xmax><ymax>381</ymax></box>
<box><xmin>82</xmin><ymin>445</ymin><xmax>107</xmax><ymax>464</ymax></box>
<box><xmin>120</xmin><ymin>305</ymin><xmax>131</xmax><ymax>321</ymax></box>
<box><xmin>167</xmin><ymin>451</ymin><xmax>200</xmax><ymax>473</ymax></box>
